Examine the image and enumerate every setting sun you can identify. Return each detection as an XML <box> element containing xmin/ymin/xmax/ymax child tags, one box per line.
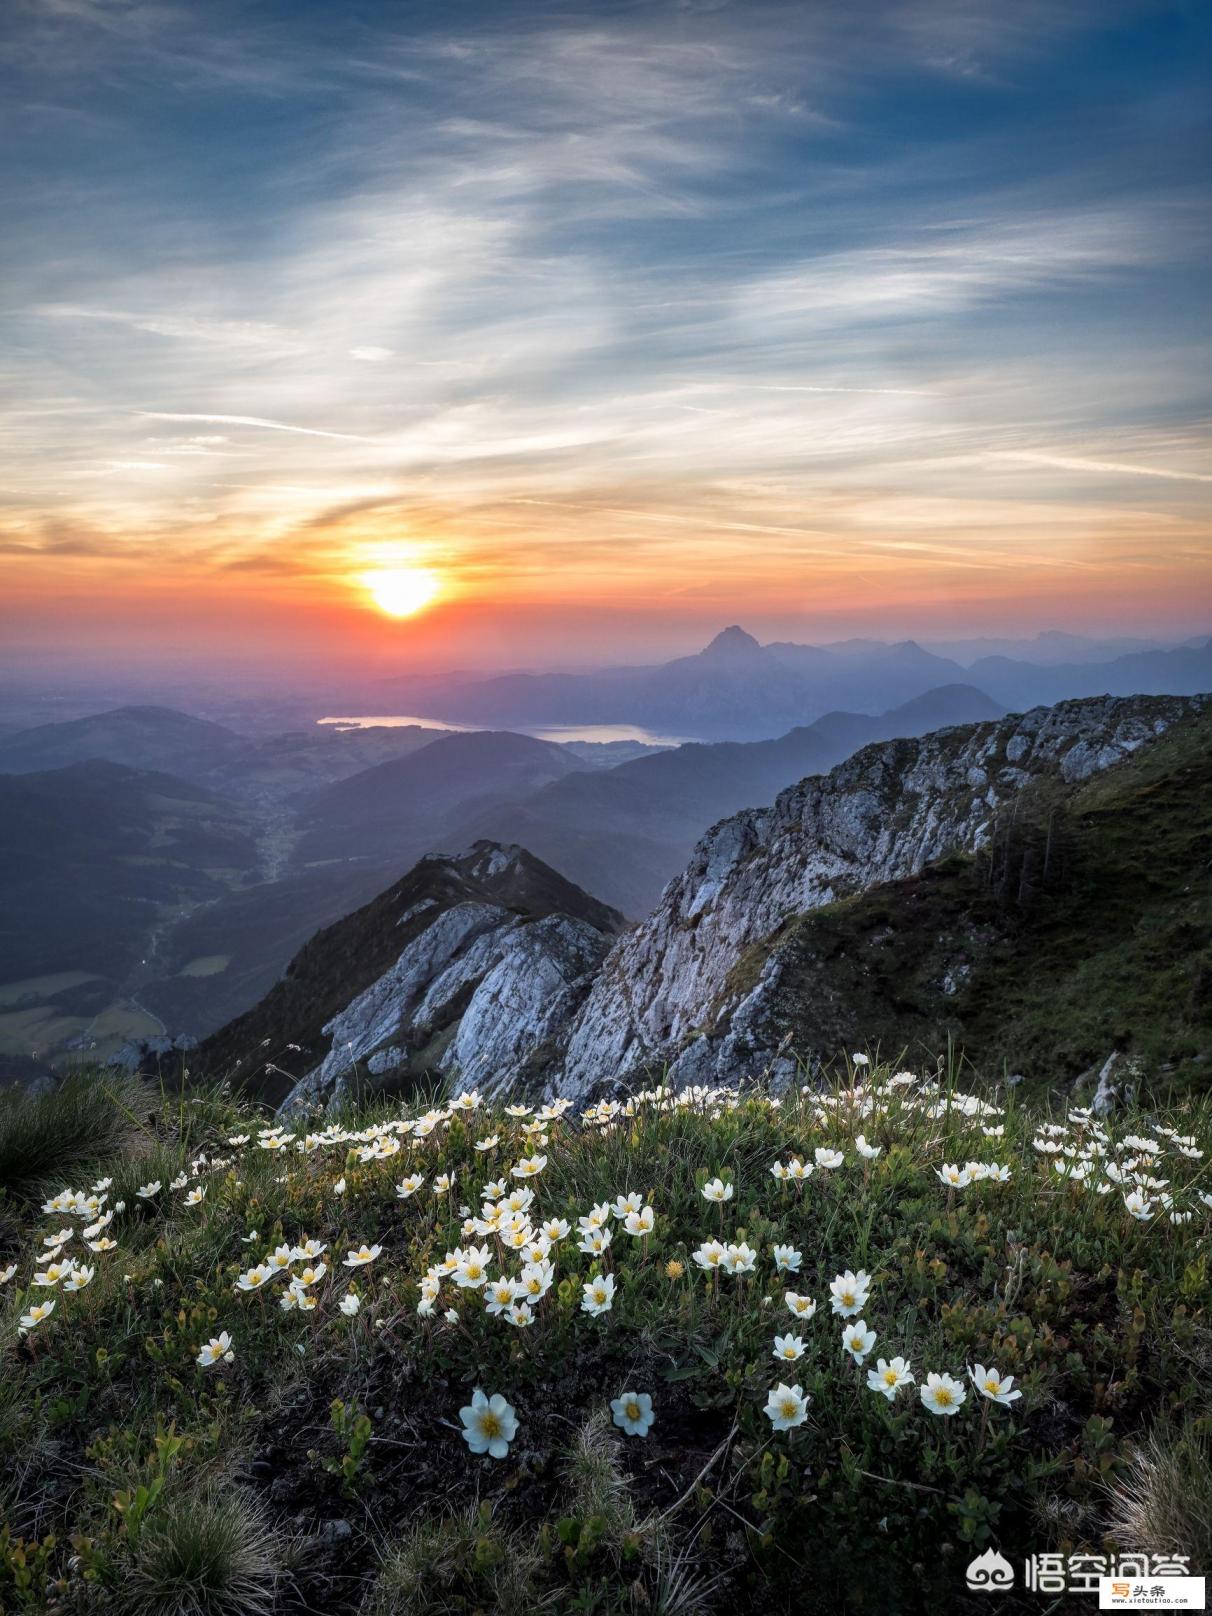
<box><xmin>363</xmin><ymin>566</ymin><xmax>442</xmax><ymax>618</ymax></box>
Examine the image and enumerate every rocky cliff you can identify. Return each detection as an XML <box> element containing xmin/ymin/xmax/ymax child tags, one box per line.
<box><xmin>551</xmin><ymin>694</ymin><xmax>1208</xmax><ymax>1098</ymax></box>
<box><xmin>196</xmin><ymin>841</ymin><xmax>623</xmax><ymax>1110</ymax></box>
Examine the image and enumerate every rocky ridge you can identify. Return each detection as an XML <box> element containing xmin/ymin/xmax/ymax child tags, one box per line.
<box><xmin>553</xmin><ymin>694</ymin><xmax>1206</xmax><ymax>1098</ymax></box>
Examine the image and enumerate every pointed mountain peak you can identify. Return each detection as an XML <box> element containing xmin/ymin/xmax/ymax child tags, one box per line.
<box><xmin>699</xmin><ymin>625</ymin><xmax>764</xmax><ymax>662</ymax></box>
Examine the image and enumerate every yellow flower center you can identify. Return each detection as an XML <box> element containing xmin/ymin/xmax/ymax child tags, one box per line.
<box><xmin>884</xmin><ymin>1370</ymin><xmax>898</xmax><ymax>1385</ymax></box>
<box><xmin>625</xmin><ymin>1401</ymin><xmax>641</xmax><ymax>1420</ymax></box>
<box><xmin>779</xmin><ymin>1398</ymin><xmax>798</xmax><ymax>1418</ymax></box>
<box><xmin>480</xmin><ymin>1411</ymin><xmax>501</xmax><ymax>1438</ymax></box>
<box><xmin>985</xmin><ymin>1378</ymin><xmax>1000</xmax><ymax>1393</ymax></box>
<box><xmin>936</xmin><ymin>1388</ymin><xmax>953</xmax><ymax>1406</ymax></box>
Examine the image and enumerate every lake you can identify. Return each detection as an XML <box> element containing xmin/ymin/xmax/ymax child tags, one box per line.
<box><xmin>317</xmin><ymin>716</ymin><xmax>689</xmax><ymax>747</ymax></box>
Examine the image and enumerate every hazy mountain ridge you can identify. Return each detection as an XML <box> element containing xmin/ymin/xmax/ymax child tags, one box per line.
<box><xmin>0</xmin><ymin>703</ymin><xmax>449</xmax><ymax>801</ymax></box>
<box><xmin>369</xmin><ymin>626</ymin><xmax>1212</xmax><ymax>741</ymax></box>
<box><xmin>292</xmin><ymin>730</ymin><xmax>587</xmax><ymax>868</ymax></box>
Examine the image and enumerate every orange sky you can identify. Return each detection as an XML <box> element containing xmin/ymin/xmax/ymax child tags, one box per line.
<box><xmin>3</xmin><ymin>2</ymin><xmax>1210</xmax><ymax>674</ymax></box>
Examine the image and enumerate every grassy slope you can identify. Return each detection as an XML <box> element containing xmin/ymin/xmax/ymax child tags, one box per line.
<box><xmin>1</xmin><ymin>1068</ymin><xmax>1210</xmax><ymax>1614</ymax></box>
<box><xmin>751</xmin><ymin>710</ymin><xmax>1212</xmax><ymax>1096</ymax></box>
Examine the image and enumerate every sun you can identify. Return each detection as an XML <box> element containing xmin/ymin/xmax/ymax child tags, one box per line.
<box><xmin>362</xmin><ymin>566</ymin><xmax>442</xmax><ymax>618</ymax></box>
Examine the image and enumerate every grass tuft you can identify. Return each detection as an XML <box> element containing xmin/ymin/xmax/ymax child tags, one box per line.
<box><xmin>0</xmin><ymin>1069</ymin><xmax>154</xmax><ymax>1202</ymax></box>
<box><xmin>120</xmin><ymin>1488</ymin><xmax>285</xmax><ymax>1616</ymax></box>
<box><xmin>1105</xmin><ymin>1419</ymin><xmax>1212</xmax><ymax>1569</ymax></box>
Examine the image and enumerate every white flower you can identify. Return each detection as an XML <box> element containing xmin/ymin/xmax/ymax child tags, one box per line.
<box><xmin>484</xmin><ymin>1278</ymin><xmax>518</xmax><ymax>1316</ymax></box>
<box><xmin>920</xmin><ymin>1372</ymin><xmax>967</xmax><ymax>1416</ymax></box>
<box><xmin>236</xmin><ymin>1264</ymin><xmax>273</xmax><ymax>1292</ymax></box>
<box><xmin>63</xmin><ymin>1265</ymin><xmax>95</xmax><ymax>1292</ymax></box>
<box><xmin>867</xmin><ymin>1356</ymin><xmax>914</xmax><ymax>1400</ymax></box>
<box><xmin>459</xmin><ymin>1389</ymin><xmax>518</xmax><ymax>1459</ymax></box>
<box><xmin>969</xmin><ymin>1364</ymin><xmax>1022</xmax><ymax>1407</ymax></box>
<box><xmin>829</xmin><ymin>1269</ymin><xmax>871</xmax><ymax>1317</ymax></box>
<box><xmin>1123</xmin><ymin>1190</ymin><xmax>1154</xmax><ymax>1221</ymax></box>
<box><xmin>854</xmin><ymin>1135</ymin><xmax>882</xmax><ymax>1160</ymax></box>
<box><xmin>723</xmin><ymin>1241</ymin><xmax>757</xmax><ymax>1275</ymax></box>
<box><xmin>339</xmin><ymin>1292</ymin><xmax>361</xmax><ymax>1316</ymax></box>
<box><xmin>772</xmin><ymin>1244</ymin><xmax>802</xmax><ymax>1273</ymax></box>
<box><xmin>764</xmin><ymin>1382</ymin><xmax>810</xmax><ymax>1431</ymax></box>
<box><xmin>32</xmin><ymin>1262</ymin><xmax>71</xmax><ymax>1288</ymax></box>
<box><xmin>453</xmin><ymin>1245</ymin><xmax>493</xmax><ymax>1289</ymax></box>
<box><xmin>395</xmin><ymin>1175</ymin><xmax>425</xmax><ymax>1199</ymax></box>
<box><xmin>692</xmin><ymin>1240</ymin><xmax>726</xmax><ymax>1270</ymax></box>
<box><xmin>841</xmin><ymin>1319</ymin><xmax>877</xmax><ymax>1365</ymax></box>
<box><xmin>784</xmin><ymin>1291</ymin><xmax>817</xmax><ymax>1320</ymax></box>
<box><xmin>937</xmin><ymin>1163</ymin><xmax>971</xmax><ymax>1189</ymax></box>
<box><xmin>814</xmin><ymin>1147</ymin><xmax>844</xmax><ymax>1170</ymax></box>
<box><xmin>851</xmin><ymin>1053</ymin><xmax>869</xmax><ymax>1067</ymax></box>
<box><xmin>184</xmin><ymin>1185</ymin><xmax>206</xmax><ymax>1206</ymax></box>
<box><xmin>511</xmin><ymin>1154</ymin><xmax>547</xmax><ymax>1179</ymax></box>
<box><xmin>581</xmin><ymin>1273</ymin><xmax>615</xmax><ymax>1316</ymax></box>
<box><xmin>18</xmin><ymin>1300</ymin><xmax>56</xmax><ymax>1334</ymax></box>
<box><xmin>196</xmin><ymin>1331</ymin><xmax>234</xmax><ymax>1367</ymax></box>
<box><xmin>343</xmin><ymin>1244</ymin><xmax>382</xmax><ymax>1267</ymax></box>
<box><xmin>772</xmin><ymin>1332</ymin><xmax>805</xmax><ymax>1362</ymax></box>
<box><xmin>623</xmin><ymin>1206</ymin><xmax>655</xmax><ymax>1237</ymax></box>
<box><xmin>701</xmin><ymin>1177</ymin><xmax>733</xmax><ymax>1204</ymax></box>
<box><xmin>332</xmin><ymin>1177</ymin><xmax>346</xmax><ymax>1195</ymax></box>
<box><xmin>0</xmin><ymin>1264</ymin><xmax>16</xmax><ymax>1286</ymax></box>
<box><xmin>611</xmin><ymin>1391</ymin><xmax>654</xmax><ymax>1437</ymax></box>
<box><xmin>136</xmin><ymin>1181</ymin><xmax>161</xmax><ymax>1199</ymax></box>
<box><xmin>517</xmin><ymin>1259</ymin><xmax>554</xmax><ymax>1302</ymax></box>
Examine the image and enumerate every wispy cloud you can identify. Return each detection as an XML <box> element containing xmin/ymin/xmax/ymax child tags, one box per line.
<box><xmin>998</xmin><ymin>452</ymin><xmax>1212</xmax><ymax>485</ymax></box>
<box><xmin>134</xmin><ymin>413</ymin><xmax>373</xmax><ymax>443</ymax></box>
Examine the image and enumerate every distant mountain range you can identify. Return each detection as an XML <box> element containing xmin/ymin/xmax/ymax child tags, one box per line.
<box><xmin>292</xmin><ymin>730</ymin><xmax>585</xmax><ymax>867</ymax></box>
<box><xmin>371</xmin><ymin>624</ymin><xmax>1212</xmax><ymax>741</ymax></box>
<box><xmin>0</xmin><ymin>705</ymin><xmax>447</xmax><ymax>802</ymax></box>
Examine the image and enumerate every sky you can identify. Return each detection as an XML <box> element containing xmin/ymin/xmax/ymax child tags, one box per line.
<box><xmin>1</xmin><ymin>0</ymin><xmax>1210</xmax><ymax>675</ymax></box>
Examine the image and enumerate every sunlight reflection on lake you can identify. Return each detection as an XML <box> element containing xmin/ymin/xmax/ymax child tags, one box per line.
<box><xmin>317</xmin><ymin>716</ymin><xmax>689</xmax><ymax>747</ymax></box>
